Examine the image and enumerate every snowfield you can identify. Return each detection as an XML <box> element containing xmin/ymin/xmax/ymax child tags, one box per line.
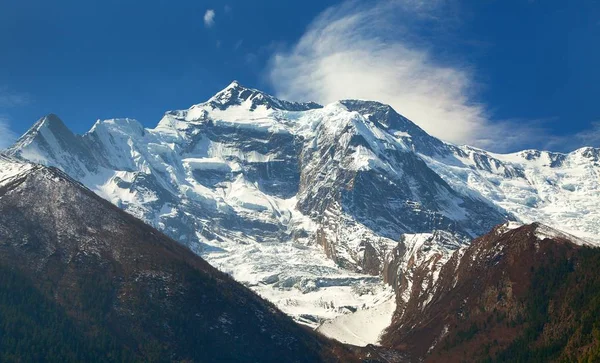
<box><xmin>316</xmin><ymin>288</ymin><xmax>396</xmax><ymax>345</ymax></box>
<box><xmin>0</xmin><ymin>155</ymin><xmax>35</xmax><ymax>186</ymax></box>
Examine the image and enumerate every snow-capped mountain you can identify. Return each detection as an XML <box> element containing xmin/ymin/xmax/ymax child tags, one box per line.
<box><xmin>6</xmin><ymin>81</ymin><xmax>599</xmax><ymax>343</ymax></box>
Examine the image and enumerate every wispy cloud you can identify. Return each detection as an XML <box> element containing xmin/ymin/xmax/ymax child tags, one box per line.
<box><xmin>542</xmin><ymin>121</ymin><xmax>600</xmax><ymax>152</ymax></box>
<box><xmin>204</xmin><ymin>9</ymin><xmax>216</xmax><ymax>28</ymax></box>
<box><xmin>268</xmin><ymin>1</ymin><xmax>486</xmax><ymax>144</ymax></box>
<box><xmin>267</xmin><ymin>0</ymin><xmax>585</xmax><ymax>153</ymax></box>
<box><xmin>0</xmin><ymin>87</ymin><xmax>30</xmax><ymax>108</ymax></box>
<box><xmin>573</xmin><ymin>121</ymin><xmax>600</xmax><ymax>147</ymax></box>
<box><xmin>233</xmin><ymin>39</ymin><xmax>244</xmax><ymax>51</ymax></box>
<box><xmin>0</xmin><ymin>116</ymin><xmax>15</xmax><ymax>150</ymax></box>
<box><xmin>0</xmin><ymin>87</ymin><xmax>29</xmax><ymax>150</ymax></box>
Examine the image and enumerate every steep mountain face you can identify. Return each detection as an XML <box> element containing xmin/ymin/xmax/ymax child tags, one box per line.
<box><xmin>6</xmin><ymin>81</ymin><xmax>600</xmax><ymax>333</ymax></box>
<box><xmin>291</xmin><ymin>100</ymin><xmax>503</xmax><ymax>284</ymax></box>
<box><xmin>381</xmin><ymin>222</ymin><xmax>600</xmax><ymax>362</ymax></box>
<box><xmin>382</xmin><ymin>231</ymin><xmax>466</xmax><ymax>326</ymax></box>
<box><xmin>0</xmin><ymin>155</ymin><xmax>391</xmax><ymax>362</ymax></box>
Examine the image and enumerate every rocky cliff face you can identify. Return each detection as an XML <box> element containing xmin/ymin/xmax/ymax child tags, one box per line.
<box><xmin>382</xmin><ymin>231</ymin><xmax>466</xmax><ymax>326</ymax></box>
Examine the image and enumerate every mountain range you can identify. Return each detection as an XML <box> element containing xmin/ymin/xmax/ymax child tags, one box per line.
<box><xmin>3</xmin><ymin>81</ymin><xmax>600</xmax><ymax>355</ymax></box>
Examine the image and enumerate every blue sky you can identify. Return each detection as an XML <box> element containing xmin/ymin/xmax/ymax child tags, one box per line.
<box><xmin>0</xmin><ymin>0</ymin><xmax>598</xmax><ymax>152</ymax></box>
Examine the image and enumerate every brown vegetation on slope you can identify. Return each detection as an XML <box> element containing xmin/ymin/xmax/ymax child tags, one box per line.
<box><xmin>381</xmin><ymin>223</ymin><xmax>600</xmax><ymax>362</ymax></box>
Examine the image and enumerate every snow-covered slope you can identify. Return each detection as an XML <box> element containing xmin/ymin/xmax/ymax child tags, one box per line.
<box><xmin>316</xmin><ymin>288</ymin><xmax>396</xmax><ymax>346</ymax></box>
<box><xmin>0</xmin><ymin>154</ymin><xmax>35</xmax><ymax>186</ymax></box>
<box><xmin>6</xmin><ymin>81</ymin><xmax>599</xmax><ymax>343</ymax></box>
<box><xmin>423</xmin><ymin>146</ymin><xmax>600</xmax><ymax>242</ymax></box>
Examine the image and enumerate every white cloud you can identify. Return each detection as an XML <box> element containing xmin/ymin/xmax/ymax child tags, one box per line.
<box><xmin>233</xmin><ymin>39</ymin><xmax>244</xmax><ymax>51</ymax></box>
<box><xmin>204</xmin><ymin>9</ymin><xmax>216</xmax><ymax>28</ymax></box>
<box><xmin>0</xmin><ymin>87</ymin><xmax>30</xmax><ymax>108</ymax></box>
<box><xmin>267</xmin><ymin>0</ymin><xmax>550</xmax><ymax>152</ymax></box>
<box><xmin>574</xmin><ymin>121</ymin><xmax>600</xmax><ymax>147</ymax></box>
<box><xmin>543</xmin><ymin>121</ymin><xmax>600</xmax><ymax>152</ymax></box>
<box><xmin>0</xmin><ymin>87</ymin><xmax>27</xmax><ymax>150</ymax></box>
<box><xmin>0</xmin><ymin>117</ymin><xmax>15</xmax><ymax>150</ymax></box>
<box><xmin>505</xmin><ymin>120</ymin><xmax>600</xmax><ymax>152</ymax></box>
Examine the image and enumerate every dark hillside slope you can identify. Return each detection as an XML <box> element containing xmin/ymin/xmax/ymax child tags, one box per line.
<box><xmin>0</xmin><ymin>162</ymin><xmax>381</xmax><ymax>362</ymax></box>
<box><xmin>381</xmin><ymin>223</ymin><xmax>600</xmax><ymax>362</ymax></box>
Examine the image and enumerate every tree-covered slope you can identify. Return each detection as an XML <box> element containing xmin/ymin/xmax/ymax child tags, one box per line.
<box><xmin>382</xmin><ymin>223</ymin><xmax>600</xmax><ymax>362</ymax></box>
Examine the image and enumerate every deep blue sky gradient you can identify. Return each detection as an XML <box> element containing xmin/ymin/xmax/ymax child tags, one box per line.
<box><xmin>0</xmin><ymin>0</ymin><xmax>598</xmax><ymax>150</ymax></box>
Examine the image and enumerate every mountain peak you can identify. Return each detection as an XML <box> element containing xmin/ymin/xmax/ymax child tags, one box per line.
<box><xmin>7</xmin><ymin>114</ymin><xmax>70</xmax><ymax>154</ymax></box>
<box><xmin>494</xmin><ymin>221</ymin><xmax>591</xmax><ymax>246</ymax></box>
<box><xmin>34</xmin><ymin>113</ymin><xmax>67</xmax><ymax>132</ymax></box>
<box><xmin>226</xmin><ymin>79</ymin><xmax>242</xmax><ymax>89</ymax></box>
<box><xmin>573</xmin><ymin>146</ymin><xmax>600</xmax><ymax>161</ymax></box>
<box><xmin>339</xmin><ymin>100</ymin><xmax>424</xmax><ymax>133</ymax></box>
<box><xmin>6</xmin><ymin>113</ymin><xmax>102</xmax><ymax>178</ymax></box>
<box><xmin>205</xmin><ymin>81</ymin><xmax>322</xmax><ymax>112</ymax></box>
<box><xmin>40</xmin><ymin>112</ymin><xmax>62</xmax><ymax>122</ymax></box>
<box><xmin>528</xmin><ymin>222</ymin><xmax>591</xmax><ymax>246</ymax></box>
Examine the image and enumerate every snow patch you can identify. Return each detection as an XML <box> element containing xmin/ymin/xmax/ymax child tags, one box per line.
<box><xmin>316</xmin><ymin>288</ymin><xmax>396</xmax><ymax>346</ymax></box>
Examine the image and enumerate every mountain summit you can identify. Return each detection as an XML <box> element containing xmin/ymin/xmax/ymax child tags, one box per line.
<box><xmin>205</xmin><ymin>80</ymin><xmax>323</xmax><ymax>111</ymax></box>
